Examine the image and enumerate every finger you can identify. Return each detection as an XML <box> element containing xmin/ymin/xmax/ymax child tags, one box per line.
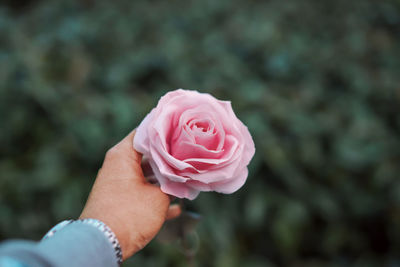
<box><xmin>101</xmin><ymin>129</ymin><xmax>146</xmax><ymax>183</ymax></box>
<box><xmin>112</xmin><ymin>129</ymin><xmax>142</xmax><ymax>164</ymax></box>
<box><xmin>166</xmin><ymin>204</ymin><xmax>182</xmax><ymax>220</ymax></box>
<box><xmin>115</xmin><ymin>129</ymin><xmax>136</xmax><ymax>150</ymax></box>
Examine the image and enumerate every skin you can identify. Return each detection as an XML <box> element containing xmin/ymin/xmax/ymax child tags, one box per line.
<box><xmin>79</xmin><ymin>130</ymin><xmax>181</xmax><ymax>260</ymax></box>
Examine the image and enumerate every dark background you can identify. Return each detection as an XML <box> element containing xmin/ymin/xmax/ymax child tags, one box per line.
<box><xmin>1</xmin><ymin>0</ymin><xmax>400</xmax><ymax>266</ymax></box>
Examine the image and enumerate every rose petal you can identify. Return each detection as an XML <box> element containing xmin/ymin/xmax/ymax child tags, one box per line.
<box><xmin>179</xmin><ymin>135</ymin><xmax>242</xmax><ymax>182</ymax></box>
<box><xmin>238</xmin><ymin>121</ymin><xmax>256</xmax><ymax>167</ymax></box>
<box><xmin>172</xmin><ymin>141</ymin><xmax>225</xmax><ymax>161</ymax></box>
<box><xmin>182</xmin><ymin>134</ymin><xmax>238</xmax><ymax>166</ymax></box>
<box><xmin>210</xmin><ymin>167</ymin><xmax>249</xmax><ymax>194</ymax></box>
<box><xmin>150</xmin><ymin>143</ymin><xmax>191</xmax><ymax>182</ymax></box>
<box><xmin>133</xmin><ymin>110</ymin><xmax>155</xmax><ymax>154</ymax></box>
<box><xmin>151</xmin><ymin>132</ymin><xmax>196</xmax><ymax>171</ymax></box>
<box><xmin>186</xmin><ymin>167</ymin><xmax>248</xmax><ymax>194</ymax></box>
<box><xmin>185</xmin><ymin>179</ymin><xmax>212</xmax><ymax>191</ymax></box>
<box><xmin>179</xmin><ymin>158</ymin><xmax>240</xmax><ymax>184</ymax></box>
<box><xmin>149</xmin><ymin>158</ymin><xmax>200</xmax><ymax>200</ymax></box>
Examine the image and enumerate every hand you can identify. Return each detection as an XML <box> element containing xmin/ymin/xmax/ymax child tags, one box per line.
<box><xmin>79</xmin><ymin>130</ymin><xmax>181</xmax><ymax>260</ymax></box>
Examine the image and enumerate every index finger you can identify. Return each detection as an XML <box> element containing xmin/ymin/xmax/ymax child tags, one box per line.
<box><xmin>100</xmin><ymin>129</ymin><xmax>146</xmax><ymax>183</ymax></box>
<box><xmin>112</xmin><ymin>129</ymin><xmax>142</xmax><ymax>164</ymax></box>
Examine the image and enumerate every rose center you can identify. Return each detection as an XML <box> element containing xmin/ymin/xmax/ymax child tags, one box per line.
<box><xmin>188</xmin><ymin>119</ymin><xmax>214</xmax><ymax>134</ymax></box>
<box><xmin>193</xmin><ymin>122</ymin><xmax>208</xmax><ymax>132</ymax></box>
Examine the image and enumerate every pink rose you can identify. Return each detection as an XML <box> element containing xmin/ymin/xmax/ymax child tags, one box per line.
<box><xmin>134</xmin><ymin>89</ymin><xmax>255</xmax><ymax>200</ymax></box>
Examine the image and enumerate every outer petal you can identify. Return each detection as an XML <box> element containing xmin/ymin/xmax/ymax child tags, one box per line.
<box><xmin>237</xmin><ymin>121</ymin><xmax>256</xmax><ymax>167</ymax></box>
<box><xmin>185</xmin><ymin>179</ymin><xmax>212</xmax><ymax>191</ymax></box>
<box><xmin>209</xmin><ymin>167</ymin><xmax>249</xmax><ymax>194</ymax></box>
<box><xmin>133</xmin><ymin>109</ymin><xmax>156</xmax><ymax>154</ymax></box>
<box><xmin>149</xmin><ymin>158</ymin><xmax>200</xmax><ymax>200</ymax></box>
<box><xmin>220</xmin><ymin>122</ymin><xmax>256</xmax><ymax>179</ymax></box>
<box><xmin>186</xmin><ymin>167</ymin><xmax>249</xmax><ymax>194</ymax></box>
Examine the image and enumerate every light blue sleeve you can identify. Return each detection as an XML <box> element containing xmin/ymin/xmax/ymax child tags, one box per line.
<box><xmin>0</xmin><ymin>223</ymin><xmax>119</xmax><ymax>267</ymax></box>
<box><xmin>0</xmin><ymin>257</ymin><xmax>29</xmax><ymax>267</ymax></box>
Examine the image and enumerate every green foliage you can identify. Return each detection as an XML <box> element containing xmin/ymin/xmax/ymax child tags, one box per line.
<box><xmin>1</xmin><ymin>0</ymin><xmax>400</xmax><ymax>266</ymax></box>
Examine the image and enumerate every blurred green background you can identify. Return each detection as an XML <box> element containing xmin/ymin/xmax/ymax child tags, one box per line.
<box><xmin>1</xmin><ymin>0</ymin><xmax>400</xmax><ymax>266</ymax></box>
